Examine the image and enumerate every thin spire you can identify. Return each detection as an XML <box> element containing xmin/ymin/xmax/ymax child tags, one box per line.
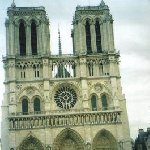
<box><xmin>58</xmin><ymin>25</ymin><xmax>62</xmax><ymax>56</ymax></box>
<box><xmin>100</xmin><ymin>0</ymin><xmax>105</xmax><ymax>6</ymax></box>
<box><xmin>11</xmin><ymin>0</ymin><xmax>16</xmax><ymax>7</ymax></box>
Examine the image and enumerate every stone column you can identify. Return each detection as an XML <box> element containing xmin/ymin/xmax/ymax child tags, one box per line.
<box><xmin>79</xmin><ymin>57</ymin><xmax>87</xmax><ymax>77</ymax></box>
<box><xmin>14</xmin><ymin>24</ymin><xmax>19</xmax><ymax>56</ymax></box>
<box><xmin>41</xmin><ymin>22</ymin><xmax>46</xmax><ymax>55</ymax></box>
<box><xmin>106</xmin><ymin>21</ymin><xmax>111</xmax><ymax>51</ymax></box>
<box><xmin>9</xmin><ymin>21</ymin><xmax>14</xmax><ymax>55</ymax></box>
<box><xmin>109</xmin><ymin>20</ymin><xmax>115</xmax><ymax>51</ymax></box>
<box><xmin>45</xmin><ymin>23</ymin><xmax>50</xmax><ymax>55</ymax></box>
<box><xmin>73</xmin><ymin>24</ymin><xmax>78</xmax><ymax>54</ymax></box>
<box><xmin>78</xmin><ymin>22</ymin><xmax>84</xmax><ymax>54</ymax></box>
<box><xmin>90</xmin><ymin>22</ymin><xmax>96</xmax><ymax>53</ymax></box>
<box><xmin>102</xmin><ymin>21</ymin><xmax>108</xmax><ymax>51</ymax></box>
<box><xmin>5</xmin><ymin>20</ymin><xmax>9</xmax><ymax>56</ymax></box>
<box><xmin>26</xmin><ymin>24</ymin><xmax>31</xmax><ymax>55</ymax></box>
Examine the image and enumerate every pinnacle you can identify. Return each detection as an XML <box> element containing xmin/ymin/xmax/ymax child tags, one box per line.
<box><xmin>100</xmin><ymin>0</ymin><xmax>105</xmax><ymax>7</ymax></box>
<box><xmin>11</xmin><ymin>0</ymin><xmax>16</xmax><ymax>8</ymax></box>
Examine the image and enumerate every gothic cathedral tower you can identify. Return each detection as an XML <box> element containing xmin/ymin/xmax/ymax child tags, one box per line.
<box><xmin>2</xmin><ymin>1</ymin><xmax>132</xmax><ymax>150</ymax></box>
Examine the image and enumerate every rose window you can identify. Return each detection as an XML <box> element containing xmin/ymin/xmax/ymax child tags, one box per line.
<box><xmin>54</xmin><ymin>86</ymin><xmax>77</xmax><ymax>109</ymax></box>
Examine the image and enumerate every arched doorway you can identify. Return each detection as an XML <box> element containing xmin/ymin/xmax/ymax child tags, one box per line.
<box><xmin>92</xmin><ymin>129</ymin><xmax>117</xmax><ymax>150</ymax></box>
<box><xmin>18</xmin><ymin>135</ymin><xmax>44</xmax><ymax>150</ymax></box>
<box><xmin>53</xmin><ymin>128</ymin><xmax>84</xmax><ymax>150</ymax></box>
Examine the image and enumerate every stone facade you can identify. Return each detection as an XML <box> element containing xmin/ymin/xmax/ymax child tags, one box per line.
<box><xmin>1</xmin><ymin>1</ymin><xmax>132</xmax><ymax>150</ymax></box>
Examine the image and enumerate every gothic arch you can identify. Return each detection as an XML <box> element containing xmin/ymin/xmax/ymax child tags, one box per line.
<box><xmin>27</xmin><ymin>16</ymin><xmax>40</xmax><ymax>26</ymax></box>
<box><xmin>17</xmin><ymin>86</ymin><xmax>44</xmax><ymax>102</ymax></box>
<box><xmin>82</xmin><ymin>17</ymin><xmax>93</xmax><ymax>25</ymax></box>
<box><xmin>90</xmin><ymin>93</ymin><xmax>98</xmax><ymax>111</ymax></box>
<box><xmin>18</xmin><ymin>135</ymin><xmax>44</xmax><ymax>150</ymax></box>
<box><xmin>21</xmin><ymin>97</ymin><xmax>29</xmax><ymax>115</ymax></box>
<box><xmin>53</xmin><ymin>128</ymin><xmax>84</xmax><ymax>150</ymax></box>
<box><xmin>92</xmin><ymin>129</ymin><xmax>117</xmax><ymax>150</ymax></box>
<box><xmin>93</xmin><ymin>17</ymin><xmax>103</xmax><ymax>25</ymax></box>
<box><xmin>100</xmin><ymin>92</ymin><xmax>113</xmax><ymax>110</ymax></box>
<box><xmin>31</xmin><ymin>95</ymin><xmax>43</xmax><ymax>113</ymax></box>
<box><xmin>14</xmin><ymin>17</ymin><xmax>27</xmax><ymax>27</ymax></box>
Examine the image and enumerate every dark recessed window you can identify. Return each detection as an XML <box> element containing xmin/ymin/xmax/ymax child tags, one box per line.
<box><xmin>34</xmin><ymin>98</ymin><xmax>41</xmax><ymax>112</ymax></box>
<box><xmin>19</xmin><ymin>20</ymin><xmax>26</xmax><ymax>56</ymax></box>
<box><xmin>85</xmin><ymin>20</ymin><xmax>92</xmax><ymax>54</ymax></box>
<box><xmin>102</xmin><ymin>95</ymin><xmax>108</xmax><ymax>110</ymax></box>
<box><xmin>91</xmin><ymin>95</ymin><xmax>97</xmax><ymax>111</ymax></box>
<box><xmin>95</xmin><ymin>21</ymin><xmax>102</xmax><ymax>53</ymax></box>
<box><xmin>22</xmin><ymin>98</ymin><xmax>28</xmax><ymax>115</ymax></box>
<box><xmin>31</xmin><ymin>21</ymin><xmax>37</xmax><ymax>55</ymax></box>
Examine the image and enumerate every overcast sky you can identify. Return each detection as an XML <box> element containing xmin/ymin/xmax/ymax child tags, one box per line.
<box><xmin>0</xmin><ymin>0</ymin><xmax>150</xmax><ymax>139</ymax></box>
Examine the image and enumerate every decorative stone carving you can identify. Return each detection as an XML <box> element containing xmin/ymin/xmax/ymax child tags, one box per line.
<box><xmin>18</xmin><ymin>135</ymin><xmax>44</xmax><ymax>150</ymax></box>
<box><xmin>85</xmin><ymin>142</ymin><xmax>91</xmax><ymax>150</ymax></box>
<box><xmin>46</xmin><ymin>145</ymin><xmax>52</xmax><ymax>150</ymax></box>
<box><xmin>94</xmin><ymin>83</ymin><xmax>103</xmax><ymax>92</ymax></box>
<box><xmin>26</xmin><ymin>87</ymin><xmax>35</xmax><ymax>96</ymax></box>
<box><xmin>16</xmin><ymin>84</ymin><xmax>22</xmax><ymax>91</ymax></box>
<box><xmin>39</xmin><ymin>84</ymin><xmax>43</xmax><ymax>89</ymax></box>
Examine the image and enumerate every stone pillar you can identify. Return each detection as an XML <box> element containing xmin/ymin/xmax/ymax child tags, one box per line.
<box><xmin>14</xmin><ymin>25</ymin><xmax>19</xmax><ymax>56</ymax></box>
<box><xmin>106</xmin><ymin>21</ymin><xmax>110</xmax><ymax>51</ymax></box>
<box><xmin>90</xmin><ymin>22</ymin><xmax>96</xmax><ymax>53</ymax></box>
<box><xmin>102</xmin><ymin>21</ymin><xmax>108</xmax><ymax>51</ymax></box>
<box><xmin>5</xmin><ymin>20</ymin><xmax>9</xmax><ymax>56</ymax></box>
<box><xmin>45</xmin><ymin>22</ymin><xmax>50</xmax><ymax>55</ymax></box>
<box><xmin>9</xmin><ymin>21</ymin><xmax>14</xmax><ymax>55</ymax></box>
<box><xmin>109</xmin><ymin>20</ymin><xmax>115</xmax><ymax>51</ymax></box>
<box><xmin>41</xmin><ymin>22</ymin><xmax>46</xmax><ymax>55</ymax></box>
<box><xmin>79</xmin><ymin>57</ymin><xmax>87</xmax><ymax>77</ymax></box>
<box><xmin>78</xmin><ymin>22</ymin><xmax>85</xmax><ymax>54</ymax></box>
<box><xmin>26</xmin><ymin>24</ymin><xmax>31</xmax><ymax>55</ymax></box>
<box><xmin>73</xmin><ymin>24</ymin><xmax>78</xmax><ymax>54</ymax></box>
<box><xmin>43</xmin><ymin>59</ymin><xmax>49</xmax><ymax>79</ymax></box>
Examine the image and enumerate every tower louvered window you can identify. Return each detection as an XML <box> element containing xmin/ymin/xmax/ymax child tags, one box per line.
<box><xmin>102</xmin><ymin>95</ymin><xmax>108</xmax><ymax>110</ymax></box>
<box><xmin>91</xmin><ymin>95</ymin><xmax>97</xmax><ymax>111</ymax></box>
<box><xmin>85</xmin><ymin>20</ymin><xmax>92</xmax><ymax>54</ymax></box>
<box><xmin>31</xmin><ymin>21</ymin><xmax>37</xmax><ymax>55</ymax></box>
<box><xmin>22</xmin><ymin>99</ymin><xmax>28</xmax><ymax>115</ymax></box>
<box><xmin>34</xmin><ymin>98</ymin><xmax>40</xmax><ymax>112</ymax></box>
<box><xmin>95</xmin><ymin>21</ymin><xmax>102</xmax><ymax>53</ymax></box>
<box><xmin>19</xmin><ymin>21</ymin><xmax>26</xmax><ymax>56</ymax></box>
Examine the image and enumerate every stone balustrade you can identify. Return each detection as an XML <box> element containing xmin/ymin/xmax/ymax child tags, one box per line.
<box><xmin>9</xmin><ymin>110</ymin><xmax>122</xmax><ymax>130</ymax></box>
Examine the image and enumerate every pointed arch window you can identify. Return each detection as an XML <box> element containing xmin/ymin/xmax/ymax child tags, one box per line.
<box><xmin>91</xmin><ymin>95</ymin><xmax>97</xmax><ymax>111</ymax></box>
<box><xmin>31</xmin><ymin>21</ymin><xmax>37</xmax><ymax>55</ymax></box>
<box><xmin>101</xmin><ymin>94</ymin><xmax>108</xmax><ymax>110</ymax></box>
<box><xmin>85</xmin><ymin>20</ymin><xmax>92</xmax><ymax>54</ymax></box>
<box><xmin>19</xmin><ymin>20</ymin><xmax>26</xmax><ymax>56</ymax></box>
<box><xmin>34</xmin><ymin>98</ymin><xmax>41</xmax><ymax>112</ymax></box>
<box><xmin>95</xmin><ymin>20</ymin><xmax>102</xmax><ymax>53</ymax></box>
<box><xmin>22</xmin><ymin>98</ymin><xmax>28</xmax><ymax>115</ymax></box>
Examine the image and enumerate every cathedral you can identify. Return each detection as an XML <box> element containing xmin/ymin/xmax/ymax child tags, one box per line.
<box><xmin>1</xmin><ymin>1</ymin><xmax>132</xmax><ymax>150</ymax></box>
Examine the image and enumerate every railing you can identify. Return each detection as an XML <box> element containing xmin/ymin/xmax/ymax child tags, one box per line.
<box><xmin>8</xmin><ymin>6</ymin><xmax>45</xmax><ymax>11</ymax></box>
<box><xmin>9</xmin><ymin>110</ymin><xmax>122</xmax><ymax>130</ymax></box>
<box><xmin>76</xmin><ymin>6</ymin><xmax>102</xmax><ymax>11</ymax></box>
